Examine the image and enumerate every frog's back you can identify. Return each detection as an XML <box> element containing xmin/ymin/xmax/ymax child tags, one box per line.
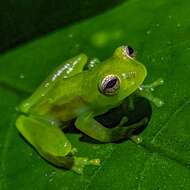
<box><xmin>19</xmin><ymin>72</ymin><xmax>88</xmax><ymax>122</ymax></box>
<box><xmin>19</xmin><ymin>53</ymin><xmax>88</xmax><ymax>114</ymax></box>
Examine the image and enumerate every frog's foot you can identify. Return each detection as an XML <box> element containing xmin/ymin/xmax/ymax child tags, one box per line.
<box><xmin>130</xmin><ymin>135</ymin><xmax>143</xmax><ymax>144</ymax></box>
<box><xmin>125</xmin><ymin>117</ymin><xmax>148</xmax><ymax>144</ymax></box>
<box><xmin>70</xmin><ymin>147</ymin><xmax>78</xmax><ymax>155</ymax></box>
<box><xmin>140</xmin><ymin>78</ymin><xmax>164</xmax><ymax>91</ymax></box>
<box><xmin>72</xmin><ymin>157</ymin><xmax>101</xmax><ymax>174</ymax></box>
<box><xmin>138</xmin><ymin>78</ymin><xmax>164</xmax><ymax>107</ymax></box>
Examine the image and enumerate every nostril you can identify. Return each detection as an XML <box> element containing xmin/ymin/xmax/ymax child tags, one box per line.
<box><xmin>128</xmin><ymin>71</ymin><xmax>137</xmax><ymax>79</ymax></box>
<box><xmin>121</xmin><ymin>71</ymin><xmax>137</xmax><ymax>79</ymax></box>
<box><xmin>129</xmin><ymin>71</ymin><xmax>137</xmax><ymax>78</ymax></box>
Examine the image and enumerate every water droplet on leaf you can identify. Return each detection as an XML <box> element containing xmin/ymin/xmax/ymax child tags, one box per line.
<box><xmin>19</xmin><ymin>74</ymin><xmax>25</xmax><ymax>79</ymax></box>
<box><xmin>146</xmin><ymin>30</ymin><xmax>151</xmax><ymax>35</ymax></box>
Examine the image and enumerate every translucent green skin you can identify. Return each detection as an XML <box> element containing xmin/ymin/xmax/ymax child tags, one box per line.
<box><xmin>16</xmin><ymin>46</ymin><xmax>148</xmax><ymax>173</ymax></box>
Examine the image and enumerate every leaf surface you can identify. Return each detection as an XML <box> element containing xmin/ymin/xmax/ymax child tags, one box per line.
<box><xmin>0</xmin><ymin>0</ymin><xmax>190</xmax><ymax>189</ymax></box>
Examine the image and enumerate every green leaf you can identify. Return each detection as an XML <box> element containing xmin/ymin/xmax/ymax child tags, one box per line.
<box><xmin>0</xmin><ymin>0</ymin><xmax>190</xmax><ymax>189</ymax></box>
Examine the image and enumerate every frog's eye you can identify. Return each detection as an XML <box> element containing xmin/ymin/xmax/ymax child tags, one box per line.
<box><xmin>99</xmin><ymin>75</ymin><xmax>120</xmax><ymax>95</ymax></box>
<box><xmin>124</xmin><ymin>45</ymin><xmax>135</xmax><ymax>58</ymax></box>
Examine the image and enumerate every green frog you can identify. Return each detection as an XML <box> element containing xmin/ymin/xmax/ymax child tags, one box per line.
<box><xmin>16</xmin><ymin>45</ymin><xmax>163</xmax><ymax>173</ymax></box>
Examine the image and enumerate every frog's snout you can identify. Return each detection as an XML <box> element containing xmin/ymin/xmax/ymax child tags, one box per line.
<box><xmin>139</xmin><ymin>62</ymin><xmax>147</xmax><ymax>76</ymax></box>
<box><xmin>132</xmin><ymin>63</ymin><xmax>147</xmax><ymax>87</ymax></box>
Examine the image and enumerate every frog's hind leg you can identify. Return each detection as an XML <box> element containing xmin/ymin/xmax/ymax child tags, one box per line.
<box><xmin>49</xmin><ymin>54</ymin><xmax>88</xmax><ymax>80</ymax></box>
<box><xmin>16</xmin><ymin>115</ymin><xmax>100</xmax><ymax>174</ymax></box>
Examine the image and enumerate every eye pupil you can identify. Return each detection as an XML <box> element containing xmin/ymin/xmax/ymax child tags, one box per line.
<box><xmin>127</xmin><ymin>46</ymin><xmax>134</xmax><ymax>55</ymax></box>
<box><xmin>125</xmin><ymin>45</ymin><xmax>135</xmax><ymax>57</ymax></box>
<box><xmin>106</xmin><ymin>79</ymin><xmax>117</xmax><ymax>89</ymax></box>
<box><xmin>99</xmin><ymin>75</ymin><xmax>120</xmax><ymax>96</ymax></box>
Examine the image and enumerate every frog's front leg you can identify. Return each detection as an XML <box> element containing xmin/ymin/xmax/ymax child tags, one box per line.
<box><xmin>75</xmin><ymin>112</ymin><xmax>148</xmax><ymax>143</ymax></box>
<box><xmin>16</xmin><ymin>115</ymin><xmax>100</xmax><ymax>174</ymax></box>
<box><xmin>136</xmin><ymin>78</ymin><xmax>164</xmax><ymax>107</ymax></box>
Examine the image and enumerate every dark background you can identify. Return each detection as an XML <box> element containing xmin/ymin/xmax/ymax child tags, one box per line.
<box><xmin>0</xmin><ymin>0</ymin><xmax>124</xmax><ymax>53</ymax></box>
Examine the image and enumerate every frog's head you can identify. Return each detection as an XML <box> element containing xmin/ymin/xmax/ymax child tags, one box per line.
<box><xmin>97</xmin><ymin>45</ymin><xmax>147</xmax><ymax>103</ymax></box>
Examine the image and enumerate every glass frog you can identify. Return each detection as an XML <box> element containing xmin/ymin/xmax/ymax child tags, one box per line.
<box><xmin>16</xmin><ymin>45</ymin><xmax>163</xmax><ymax>174</ymax></box>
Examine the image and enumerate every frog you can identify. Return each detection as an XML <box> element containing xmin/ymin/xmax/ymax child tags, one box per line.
<box><xmin>16</xmin><ymin>45</ymin><xmax>164</xmax><ymax>174</ymax></box>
